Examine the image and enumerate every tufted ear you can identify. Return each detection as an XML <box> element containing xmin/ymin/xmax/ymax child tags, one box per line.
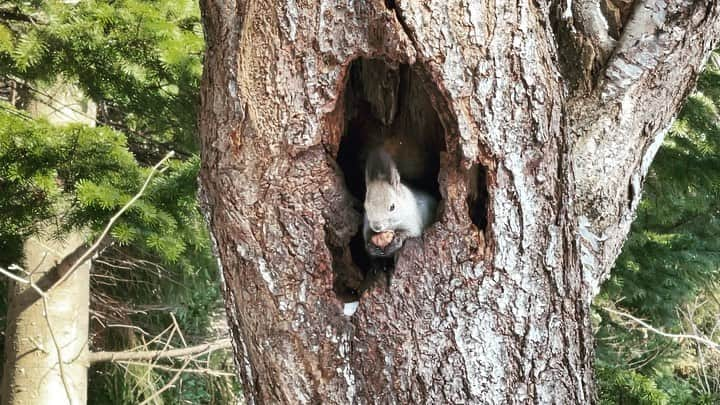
<box><xmin>365</xmin><ymin>149</ymin><xmax>401</xmax><ymax>188</ymax></box>
<box><xmin>388</xmin><ymin>161</ymin><xmax>401</xmax><ymax>188</ymax></box>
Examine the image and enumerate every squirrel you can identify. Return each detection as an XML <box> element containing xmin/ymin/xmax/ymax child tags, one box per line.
<box><xmin>362</xmin><ymin>149</ymin><xmax>437</xmax><ymax>259</ymax></box>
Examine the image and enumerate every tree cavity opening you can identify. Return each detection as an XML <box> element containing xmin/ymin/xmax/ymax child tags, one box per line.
<box><xmin>468</xmin><ymin>163</ymin><xmax>489</xmax><ymax>231</ymax></box>
<box><xmin>329</xmin><ymin>58</ymin><xmax>447</xmax><ymax>302</ymax></box>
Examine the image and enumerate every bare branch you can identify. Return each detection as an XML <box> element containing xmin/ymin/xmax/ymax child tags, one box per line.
<box><xmin>138</xmin><ymin>358</ymin><xmax>192</xmax><ymax>405</ymax></box>
<box><xmin>130</xmin><ymin>320</ymin><xmax>179</xmax><ymax>395</ymax></box>
<box><xmin>570</xmin><ymin>2</ymin><xmax>720</xmax><ymax>290</ymax></box>
<box><xmin>50</xmin><ymin>151</ymin><xmax>175</xmax><ymax>292</ymax></box>
<box><xmin>87</xmin><ymin>339</ymin><xmax>232</xmax><ymax>364</ymax></box>
<box><xmin>106</xmin><ymin>323</ymin><xmax>153</xmax><ymax>338</ymax></box>
<box><xmin>0</xmin><ymin>266</ymin><xmax>46</xmax><ymax>297</ymax></box>
<box><xmin>600</xmin><ymin>0</ymin><xmax>673</xmax><ymax>99</ymax></box>
<box><xmin>603</xmin><ymin>306</ymin><xmax>720</xmax><ymax>352</ymax></box>
<box><xmin>133</xmin><ymin>323</ymin><xmax>176</xmax><ymax>353</ymax></box>
<box><xmin>170</xmin><ymin>312</ymin><xmax>188</xmax><ymax>347</ymax></box>
<box><xmin>115</xmin><ymin>361</ymin><xmax>237</xmax><ymax>378</ymax></box>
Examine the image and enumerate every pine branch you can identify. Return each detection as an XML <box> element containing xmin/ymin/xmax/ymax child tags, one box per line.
<box><xmin>13</xmin><ymin>81</ymin><xmax>194</xmax><ymax>158</ymax></box>
<box><xmin>49</xmin><ymin>151</ymin><xmax>175</xmax><ymax>293</ymax></box>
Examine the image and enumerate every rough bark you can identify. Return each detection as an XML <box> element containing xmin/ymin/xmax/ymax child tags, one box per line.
<box><xmin>198</xmin><ymin>0</ymin><xmax>720</xmax><ymax>403</ymax></box>
<box><xmin>1</xmin><ymin>234</ymin><xmax>90</xmax><ymax>405</ymax></box>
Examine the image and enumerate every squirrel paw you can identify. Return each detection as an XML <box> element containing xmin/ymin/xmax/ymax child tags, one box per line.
<box><xmin>383</xmin><ymin>231</ymin><xmax>408</xmax><ymax>255</ymax></box>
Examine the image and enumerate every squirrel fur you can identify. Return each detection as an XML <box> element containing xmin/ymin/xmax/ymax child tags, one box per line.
<box><xmin>363</xmin><ymin>149</ymin><xmax>437</xmax><ymax>258</ymax></box>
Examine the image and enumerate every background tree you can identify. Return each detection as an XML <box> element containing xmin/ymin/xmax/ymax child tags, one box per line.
<box><xmin>0</xmin><ymin>0</ymin><xmax>237</xmax><ymax>403</ymax></box>
<box><xmin>595</xmin><ymin>52</ymin><xmax>720</xmax><ymax>404</ymax></box>
<box><xmin>4</xmin><ymin>0</ymin><xmax>720</xmax><ymax>403</ymax></box>
<box><xmin>198</xmin><ymin>0</ymin><xmax>720</xmax><ymax>403</ymax></box>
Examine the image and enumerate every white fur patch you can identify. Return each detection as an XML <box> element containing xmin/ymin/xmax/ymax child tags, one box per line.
<box><xmin>343</xmin><ymin>301</ymin><xmax>359</xmax><ymax>316</ymax></box>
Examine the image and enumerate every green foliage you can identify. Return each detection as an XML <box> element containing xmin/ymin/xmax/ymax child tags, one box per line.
<box><xmin>0</xmin><ymin>1</ymin><xmax>239</xmax><ymax>402</ymax></box>
<box><xmin>0</xmin><ymin>110</ymin><xmax>233</xmax><ymax>402</ymax></box>
<box><xmin>597</xmin><ymin>360</ymin><xmax>671</xmax><ymax>405</ymax></box>
<box><xmin>0</xmin><ymin>104</ymin><xmax>237</xmax><ymax>403</ymax></box>
<box><xmin>596</xmin><ymin>53</ymin><xmax>720</xmax><ymax>403</ymax></box>
<box><xmin>0</xmin><ymin>25</ymin><xmax>13</xmax><ymax>52</ymax></box>
<box><xmin>0</xmin><ymin>107</ymin><xmax>204</xmax><ymax>265</ymax></box>
<box><xmin>0</xmin><ymin>106</ymin><xmax>139</xmax><ymax>262</ymax></box>
<box><xmin>0</xmin><ymin>0</ymin><xmax>203</xmax><ymax>153</ymax></box>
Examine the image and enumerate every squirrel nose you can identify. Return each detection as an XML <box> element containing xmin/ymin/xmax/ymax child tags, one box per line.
<box><xmin>370</xmin><ymin>222</ymin><xmax>384</xmax><ymax>232</ymax></box>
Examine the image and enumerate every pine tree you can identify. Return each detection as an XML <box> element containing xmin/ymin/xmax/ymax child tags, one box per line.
<box><xmin>0</xmin><ymin>1</ymin><xmax>237</xmax><ymax>403</ymax></box>
<box><xmin>595</xmin><ymin>52</ymin><xmax>720</xmax><ymax>404</ymax></box>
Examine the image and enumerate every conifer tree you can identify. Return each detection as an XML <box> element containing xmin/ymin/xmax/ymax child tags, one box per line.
<box><xmin>596</xmin><ymin>52</ymin><xmax>720</xmax><ymax>404</ymax></box>
<box><xmin>0</xmin><ymin>1</ymin><xmax>237</xmax><ymax>403</ymax></box>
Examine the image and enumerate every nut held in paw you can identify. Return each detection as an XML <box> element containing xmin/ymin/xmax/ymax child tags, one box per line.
<box><xmin>370</xmin><ymin>231</ymin><xmax>395</xmax><ymax>249</ymax></box>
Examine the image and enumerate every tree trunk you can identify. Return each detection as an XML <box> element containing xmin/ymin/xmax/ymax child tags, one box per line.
<box><xmin>1</xmin><ymin>234</ymin><xmax>90</xmax><ymax>405</ymax></box>
<box><xmin>1</xmin><ymin>82</ymin><xmax>96</xmax><ymax>405</ymax></box>
<box><xmin>198</xmin><ymin>0</ymin><xmax>720</xmax><ymax>403</ymax></box>
<box><xmin>25</xmin><ymin>81</ymin><xmax>97</xmax><ymax>127</ymax></box>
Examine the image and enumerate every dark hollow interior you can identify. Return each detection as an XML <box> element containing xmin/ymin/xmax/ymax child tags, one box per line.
<box><xmin>336</xmin><ymin>59</ymin><xmax>444</xmax><ymax>202</ymax></box>
<box><xmin>330</xmin><ymin>58</ymin><xmax>488</xmax><ymax>302</ymax></box>
<box><xmin>332</xmin><ymin>59</ymin><xmax>445</xmax><ymax>299</ymax></box>
<box><xmin>468</xmin><ymin>163</ymin><xmax>488</xmax><ymax>231</ymax></box>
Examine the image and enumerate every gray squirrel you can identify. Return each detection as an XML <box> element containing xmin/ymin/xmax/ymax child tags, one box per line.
<box><xmin>363</xmin><ymin>149</ymin><xmax>437</xmax><ymax>258</ymax></box>
<box><xmin>342</xmin><ymin>148</ymin><xmax>437</xmax><ymax>316</ymax></box>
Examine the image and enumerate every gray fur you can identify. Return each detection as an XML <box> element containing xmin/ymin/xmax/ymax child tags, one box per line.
<box><xmin>363</xmin><ymin>150</ymin><xmax>437</xmax><ymax>257</ymax></box>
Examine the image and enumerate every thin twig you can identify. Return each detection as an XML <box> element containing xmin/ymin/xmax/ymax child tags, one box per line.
<box><xmin>131</xmin><ymin>321</ymin><xmax>178</xmax><ymax>396</ymax></box>
<box><xmin>106</xmin><ymin>323</ymin><xmax>153</xmax><ymax>338</ymax></box>
<box><xmin>138</xmin><ymin>358</ymin><xmax>192</xmax><ymax>405</ymax></box>
<box><xmin>51</xmin><ymin>151</ymin><xmax>174</xmax><ymax>292</ymax></box>
<box><xmin>603</xmin><ymin>306</ymin><xmax>720</xmax><ymax>352</ymax></box>
<box><xmin>170</xmin><ymin>313</ymin><xmax>188</xmax><ymax>347</ymax></box>
<box><xmin>0</xmin><ymin>266</ymin><xmax>46</xmax><ymax>297</ymax></box>
<box><xmin>133</xmin><ymin>323</ymin><xmax>175</xmax><ymax>353</ymax></box>
<box><xmin>26</xmin><ymin>251</ymin><xmax>48</xmax><ymax>276</ymax></box>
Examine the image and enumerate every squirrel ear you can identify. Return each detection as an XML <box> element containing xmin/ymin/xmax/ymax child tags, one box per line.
<box><xmin>389</xmin><ymin>165</ymin><xmax>401</xmax><ymax>188</ymax></box>
<box><xmin>365</xmin><ymin>149</ymin><xmax>400</xmax><ymax>185</ymax></box>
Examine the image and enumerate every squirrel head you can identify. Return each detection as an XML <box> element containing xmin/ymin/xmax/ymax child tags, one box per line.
<box><xmin>364</xmin><ymin>149</ymin><xmax>408</xmax><ymax>232</ymax></box>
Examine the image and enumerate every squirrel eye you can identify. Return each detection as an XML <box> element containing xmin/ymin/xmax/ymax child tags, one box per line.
<box><xmin>389</xmin><ymin>204</ymin><xmax>395</xmax><ymax>211</ymax></box>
